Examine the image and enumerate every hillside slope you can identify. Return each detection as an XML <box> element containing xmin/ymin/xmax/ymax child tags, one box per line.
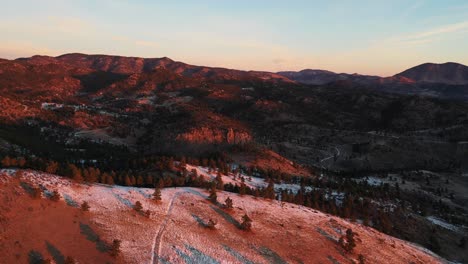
<box><xmin>0</xmin><ymin>169</ymin><xmax>444</xmax><ymax>264</ymax></box>
<box><xmin>395</xmin><ymin>62</ymin><xmax>468</xmax><ymax>85</ymax></box>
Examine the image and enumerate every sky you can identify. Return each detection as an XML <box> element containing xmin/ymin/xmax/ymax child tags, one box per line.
<box><xmin>1</xmin><ymin>0</ymin><xmax>468</xmax><ymax>76</ymax></box>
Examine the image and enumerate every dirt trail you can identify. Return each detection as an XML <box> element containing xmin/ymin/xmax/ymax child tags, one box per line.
<box><xmin>150</xmin><ymin>189</ymin><xmax>188</xmax><ymax>264</ymax></box>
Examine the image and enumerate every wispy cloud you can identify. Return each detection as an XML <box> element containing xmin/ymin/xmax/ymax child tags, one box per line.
<box><xmin>394</xmin><ymin>21</ymin><xmax>468</xmax><ymax>46</ymax></box>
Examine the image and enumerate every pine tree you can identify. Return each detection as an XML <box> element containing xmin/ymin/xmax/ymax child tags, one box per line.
<box><xmin>225</xmin><ymin>197</ymin><xmax>233</xmax><ymax>209</ymax></box>
<box><xmin>157</xmin><ymin>178</ymin><xmax>165</xmax><ymax>189</ymax></box>
<box><xmin>137</xmin><ymin>175</ymin><xmax>144</xmax><ymax>186</ymax></box>
<box><xmin>358</xmin><ymin>254</ymin><xmax>365</xmax><ymax>264</ymax></box>
<box><xmin>110</xmin><ymin>239</ymin><xmax>121</xmax><ymax>257</ymax></box>
<box><xmin>134</xmin><ymin>201</ymin><xmax>143</xmax><ymax>212</ymax></box>
<box><xmin>207</xmin><ymin>218</ymin><xmax>217</xmax><ymax>229</ymax></box>
<box><xmin>1</xmin><ymin>156</ymin><xmax>11</xmax><ymax>167</ymax></box>
<box><xmin>31</xmin><ymin>186</ymin><xmax>42</xmax><ymax>199</ymax></box>
<box><xmin>239</xmin><ymin>183</ymin><xmax>246</xmax><ymax>196</ymax></box>
<box><xmin>208</xmin><ymin>182</ymin><xmax>217</xmax><ymax>203</ymax></box>
<box><xmin>264</xmin><ymin>180</ymin><xmax>275</xmax><ymax>199</ymax></box>
<box><xmin>45</xmin><ymin>161</ymin><xmax>59</xmax><ymax>174</ymax></box>
<box><xmin>50</xmin><ymin>190</ymin><xmax>61</xmax><ymax>202</ymax></box>
<box><xmin>145</xmin><ymin>209</ymin><xmax>151</xmax><ymax>218</ymax></box>
<box><xmin>124</xmin><ymin>175</ymin><xmax>131</xmax><ymax>186</ymax></box>
<box><xmin>67</xmin><ymin>164</ymin><xmax>81</xmax><ymax>180</ymax></box>
<box><xmin>241</xmin><ymin>214</ymin><xmax>252</xmax><ymax>231</ymax></box>
<box><xmin>81</xmin><ymin>201</ymin><xmax>90</xmax><ymax>211</ymax></box>
<box><xmin>216</xmin><ymin>172</ymin><xmax>224</xmax><ymax>190</ymax></box>
<box><xmin>343</xmin><ymin>228</ymin><xmax>356</xmax><ymax>252</ymax></box>
<box><xmin>106</xmin><ymin>174</ymin><xmax>115</xmax><ymax>185</ymax></box>
<box><xmin>153</xmin><ymin>188</ymin><xmax>162</xmax><ymax>202</ymax></box>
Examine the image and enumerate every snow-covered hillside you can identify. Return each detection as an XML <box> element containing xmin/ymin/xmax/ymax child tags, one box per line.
<box><xmin>0</xmin><ymin>169</ymin><xmax>445</xmax><ymax>264</ymax></box>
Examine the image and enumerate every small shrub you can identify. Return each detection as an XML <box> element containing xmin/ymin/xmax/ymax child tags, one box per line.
<box><xmin>64</xmin><ymin>256</ymin><xmax>76</xmax><ymax>264</ymax></box>
<box><xmin>145</xmin><ymin>209</ymin><xmax>151</xmax><ymax>218</ymax></box>
<box><xmin>81</xmin><ymin>201</ymin><xmax>90</xmax><ymax>212</ymax></box>
<box><xmin>31</xmin><ymin>187</ymin><xmax>42</xmax><ymax>199</ymax></box>
<box><xmin>340</xmin><ymin>228</ymin><xmax>356</xmax><ymax>252</ymax></box>
<box><xmin>153</xmin><ymin>188</ymin><xmax>162</xmax><ymax>202</ymax></box>
<box><xmin>110</xmin><ymin>239</ymin><xmax>121</xmax><ymax>257</ymax></box>
<box><xmin>50</xmin><ymin>190</ymin><xmax>61</xmax><ymax>202</ymax></box>
<box><xmin>206</xmin><ymin>218</ymin><xmax>217</xmax><ymax>229</ymax></box>
<box><xmin>241</xmin><ymin>214</ymin><xmax>252</xmax><ymax>231</ymax></box>
<box><xmin>224</xmin><ymin>197</ymin><xmax>233</xmax><ymax>209</ymax></box>
<box><xmin>134</xmin><ymin>201</ymin><xmax>143</xmax><ymax>212</ymax></box>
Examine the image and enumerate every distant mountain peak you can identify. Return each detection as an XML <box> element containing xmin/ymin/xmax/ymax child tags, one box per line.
<box><xmin>395</xmin><ymin>62</ymin><xmax>468</xmax><ymax>85</ymax></box>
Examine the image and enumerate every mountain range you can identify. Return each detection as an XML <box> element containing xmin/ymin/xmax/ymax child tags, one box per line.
<box><xmin>278</xmin><ymin>62</ymin><xmax>468</xmax><ymax>86</ymax></box>
<box><xmin>1</xmin><ymin>53</ymin><xmax>468</xmax><ymax>263</ymax></box>
<box><xmin>11</xmin><ymin>53</ymin><xmax>468</xmax><ymax>86</ymax></box>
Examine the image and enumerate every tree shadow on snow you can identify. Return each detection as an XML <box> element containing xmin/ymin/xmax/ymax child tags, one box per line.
<box><xmin>222</xmin><ymin>244</ymin><xmax>256</xmax><ymax>264</ymax></box>
<box><xmin>184</xmin><ymin>188</ymin><xmax>208</xmax><ymax>199</ymax></box>
<box><xmin>191</xmin><ymin>214</ymin><xmax>210</xmax><ymax>228</ymax></box>
<box><xmin>210</xmin><ymin>205</ymin><xmax>242</xmax><ymax>229</ymax></box>
<box><xmin>252</xmin><ymin>246</ymin><xmax>287</xmax><ymax>264</ymax></box>
<box><xmin>111</xmin><ymin>191</ymin><xmax>133</xmax><ymax>208</ymax></box>
<box><xmin>28</xmin><ymin>250</ymin><xmax>44</xmax><ymax>264</ymax></box>
<box><xmin>174</xmin><ymin>244</ymin><xmax>220</xmax><ymax>264</ymax></box>
<box><xmin>63</xmin><ymin>193</ymin><xmax>78</xmax><ymax>207</ymax></box>
<box><xmin>79</xmin><ymin>222</ymin><xmax>109</xmax><ymax>252</ymax></box>
<box><xmin>20</xmin><ymin>181</ymin><xmax>35</xmax><ymax>195</ymax></box>
<box><xmin>45</xmin><ymin>241</ymin><xmax>65</xmax><ymax>264</ymax></box>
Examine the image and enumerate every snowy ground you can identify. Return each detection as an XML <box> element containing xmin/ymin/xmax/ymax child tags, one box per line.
<box><xmin>426</xmin><ymin>216</ymin><xmax>463</xmax><ymax>233</ymax></box>
<box><xmin>0</xmin><ymin>168</ymin><xmax>446</xmax><ymax>264</ymax></box>
<box><xmin>186</xmin><ymin>165</ymin><xmax>312</xmax><ymax>194</ymax></box>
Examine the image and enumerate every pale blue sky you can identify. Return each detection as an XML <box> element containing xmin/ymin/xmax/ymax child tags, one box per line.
<box><xmin>1</xmin><ymin>0</ymin><xmax>468</xmax><ymax>75</ymax></box>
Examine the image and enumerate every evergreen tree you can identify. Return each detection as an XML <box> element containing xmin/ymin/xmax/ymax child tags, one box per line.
<box><xmin>67</xmin><ymin>164</ymin><xmax>82</xmax><ymax>180</ymax></box>
<box><xmin>216</xmin><ymin>172</ymin><xmax>224</xmax><ymax>190</ymax></box>
<box><xmin>225</xmin><ymin>197</ymin><xmax>233</xmax><ymax>209</ymax></box>
<box><xmin>81</xmin><ymin>201</ymin><xmax>90</xmax><ymax>211</ymax></box>
<box><xmin>110</xmin><ymin>239</ymin><xmax>121</xmax><ymax>257</ymax></box>
<box><xmin>358</xmin><ymin>254</ymin><xmax>365</xmax><ymax>264</ymax></box>
<box><xmin>1</xmin><ymin>156</ymin><xmax>11</xmax><ymax>167</ymax></box>
<box><xmin>45</xmin><ymin>161</ymin><xmax>59</xmax><ymax>174</ymax></box>
<box><xmin>137</xmin><ymin>175</ymin><xmax>144</xmax><ymax>186</ymax></box>
<box><xmin>134</xmin><ymin>201</ymin><xmax>143</xmax><ymax>212</ymax></box>
<box><xmin>106</xmin><ymin>174</ymin><xmax>115</xmax><ymax>185</ymax></box>
<box><xmin>153</xmin><ymin>188</ymin><xmax>162</xmax><ymax>202</ymax></box>
<box><xmin>157</xmin><ymin>178</ymin><xmax>165</xmax><ymax>189</ymax></box>
<box><xmin>50</xmin><ymin>190</ymin><xmax>61</xmax><ymax>202</ymax></box>
<box><xmin>241</xmin><ymin>214</ymin><xmax>252</xmax><ymax>231</ymax></box>
<box><xmin>124</xmin><ymin>175</ymin><xmax>132</xmax><ymax>186</ymax></box>
<box><xmin>31</xmin><ymin>186</ymin><xmax>42</xmax><ymax>199</ymax></box>
<box><xmin>341</xmin><ymin>228</ymin><xmax>356</xmax><ymax>252</ymax></box>
<box><xmin>207</xmin><ymin>218</ymin><xmax>217</xmax><ymax>229</ymax></box>
<box><xmin>145</xmin><ymin>209</ymin><xmax>151</xmax><ymax>218</ymax></box>
<box><xmin>239</xmin><ymin>183</ymin><xmax>246</xmax><ymax>196</ymax></box>
<box><xmin>264</xmin><ymin>180</ymin><xmax>275</xmax><ymax>199</ymax></box>
<box><xmin>208</xmin><ymin>182</ymin><xmax>217</xmax><ymax>204</ymax></box>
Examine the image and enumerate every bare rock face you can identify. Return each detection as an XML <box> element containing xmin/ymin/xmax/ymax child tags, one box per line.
<box><xmin>177</xmin><ymin>127</ymin><xmax>251</xmax><ymax>144</ymax></box>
